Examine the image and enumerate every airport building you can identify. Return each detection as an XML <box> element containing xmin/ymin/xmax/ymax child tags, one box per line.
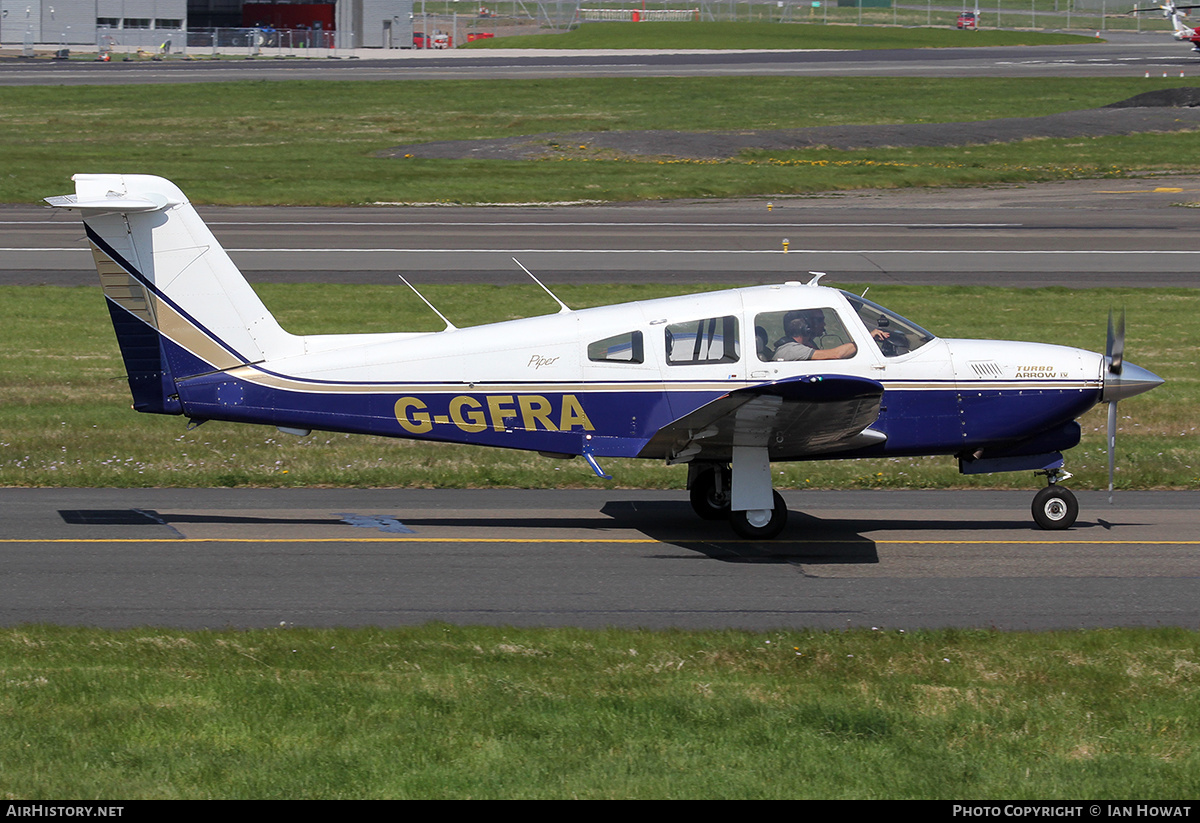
<box><xmin>1</xmin><ymin>0</ymin><xmax>413</xmax><ymax>49</ymax></box>
<box><xmin>2</xmin><ymin>0</ymin><xmax>188</xmax><ymax>45</ymax></box>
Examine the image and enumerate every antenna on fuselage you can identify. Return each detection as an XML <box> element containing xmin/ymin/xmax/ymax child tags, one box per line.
<box><xmin>807</xmin><ymin>271</ymin><xmax>827</xmax><ymax>286</ymax></box>
<box><xmin>513</xmin><ymin>257</ymin><xmax>572</xmax><ymax>314</ymax></box>
<box><xmin>398</xmin><ymin>275</ymin><xmax>457</xmax><ymax>331</ymax></box>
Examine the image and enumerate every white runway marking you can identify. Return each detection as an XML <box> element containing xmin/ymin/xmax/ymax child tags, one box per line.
<box><xmin>8</xmin><ymin>247</ymin><xmax>1200</xmax><ymax>256</ymax></box>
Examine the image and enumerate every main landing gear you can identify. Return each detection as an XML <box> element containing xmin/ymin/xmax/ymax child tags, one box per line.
<box><xmin>688</xmin><ymin>463</ymin><xmax>732</xmax><ymax>521</ymax></box>
<box><xmin>687</xmin><ymin>456</ymin><xmax>789</xmax><ymax>540</ymax></box>
<box><xmin>1032</xmin><ymin>468</ymin><xmax>1078</xmax><ymax>530</ymax></box>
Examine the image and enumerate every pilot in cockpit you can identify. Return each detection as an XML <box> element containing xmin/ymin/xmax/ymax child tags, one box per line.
<box><xmin>772</xmin><ymin>310</ymin><xmax>858</xmax><ymax>362</ymax></box>
<box><xmin>870</xmin><ymin>314</ymin><xmax>909</xmax><ymax>356</ymax></box>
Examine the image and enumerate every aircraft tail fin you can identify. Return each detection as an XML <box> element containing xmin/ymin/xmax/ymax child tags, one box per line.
<box><xmin>47</xmin><ymin>174</ymin><xmax>300</xmax><ymax>414</ymax></box>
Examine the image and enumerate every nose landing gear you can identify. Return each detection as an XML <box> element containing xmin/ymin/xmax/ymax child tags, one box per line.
<box><xmin>1032</xmin><ymin>469</ymin><xmax>1078</xmax><ymax>530</ymax></box>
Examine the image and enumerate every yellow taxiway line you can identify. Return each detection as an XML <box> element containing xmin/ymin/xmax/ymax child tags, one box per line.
<box><xmin>3</xmin><ymin>538</ymin><xmax>1199</xmax><ymax>546</ymax></box>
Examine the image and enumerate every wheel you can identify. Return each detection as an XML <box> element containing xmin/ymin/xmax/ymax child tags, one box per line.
<box><xmin>689</xmin><ymin>466</ymin><xmax>731</xmax><ymax>521</ymax></box>
<box><xmin>1032</xmin><ymin>485</ymin><xmax>1078</xmax><ymax>530</ymax></box>
<box><xmin>730</xmin><ymin>491</ymin><xmax>788</xmax><ymax>540</ymax></box>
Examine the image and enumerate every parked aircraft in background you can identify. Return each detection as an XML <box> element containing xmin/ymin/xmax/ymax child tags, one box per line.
<box><xmin>47</xmin><ymin>174</ymin><xmax>1163</xmax><ymax>539</ymax></box>
<box><xmin>1131</xmin><ymin>2</ymin><xmax>1200</xmax><ymax>51</ymax></box>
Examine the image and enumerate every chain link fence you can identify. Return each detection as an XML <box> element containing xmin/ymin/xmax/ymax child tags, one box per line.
<box><xmin>93</xmin><ymin>25</ymin><xmax>366</xmax><ymax>58</ymax></box>
<box><xmin>68</xmin><ymin>1</ymin><xmax>1164</xmax><ymax>60</ymax></box>
<box><xmin>445</xmin><ymin>0</ymin><xmax>1157</xmax><ymax>33</ymax></box>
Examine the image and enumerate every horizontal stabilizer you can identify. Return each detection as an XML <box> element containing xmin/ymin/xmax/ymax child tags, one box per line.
<box><xmin>44</xmin><ymin>194</ymin><xmax>169</xmax><ymax>213</ymax></box>
<box><xmin>44</xmin><ymin>174</ymin><xmax>185</xmax><ymax>213</ymax></box>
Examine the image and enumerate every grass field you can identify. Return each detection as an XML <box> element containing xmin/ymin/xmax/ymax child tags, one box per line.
<box><xmin>411</xmin><ymin>2</ymin><xmax>1170</xmax><ymax>33</ymax></box>
<box><xmin>6</xmin><ymin>76</ymin><xmax>1200</xmax><ymax>205</ymax></box>
<box><xmin>2</xmin><ymin>624</ymin><xmax>1198</xmax><ymax>799</ymax></box>
<box><xmin>2</xmin><ymin>283</ymin><xmax>1193</xmax><ymax>491</ymax></box>
<box><xmin>462</xmin><ymin>21</ymin><xmax>1102</xmax><ymax>49</ymax></box>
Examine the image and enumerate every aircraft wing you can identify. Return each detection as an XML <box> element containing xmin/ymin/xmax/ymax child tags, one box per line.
<box><xmin>639</xmin><ymin>374</ymin><xmax>885</xmax><ymax>462</ymax></box>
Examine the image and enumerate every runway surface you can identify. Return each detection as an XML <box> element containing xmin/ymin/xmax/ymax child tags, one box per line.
<box><xmin>10</xmin><ymin>176</ymin><xmax>1200</xmax><ymax>288</ymax></box>
<box><xmin>3</xmin><ymin>488</ymin><xmax>1196</xmax><ymax>630</ymax></box>
<box><xmin>2</xmin><ymin>33</ymin><xmax>1198</xmax><ymax>84</ymax></box>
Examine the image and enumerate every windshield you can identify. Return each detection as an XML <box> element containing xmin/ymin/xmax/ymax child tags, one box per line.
<box><xmin>841</xmin><ymin>291</ymin><xmax>937</xmax><ymax>358</ymax></box>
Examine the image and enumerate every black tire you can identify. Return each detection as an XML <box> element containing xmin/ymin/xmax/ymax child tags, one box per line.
<box><xmin>1032</xmin><ymin>486</ymin><xmax>1078</xmax><ymax>530</ymax></box>
<box><xmin>689</xmin><ymin>466</ymin><xmax>731</xmax><ymax>521</ymax></box>
<box><xmin>730</xmin><ymin>491</ymin><xmax>788</xmax><ymax>540</ymax></box>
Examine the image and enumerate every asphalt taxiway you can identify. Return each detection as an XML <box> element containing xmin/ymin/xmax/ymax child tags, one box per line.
<box><xmin>9</xmin><ymin>176</ymin><xmax>1200</xmax><ymax>288</ymax></box>
<box><xmin>2</xmin><ymin>488</ymin><xmax>1197</xmax><ymax>630</ymax></box>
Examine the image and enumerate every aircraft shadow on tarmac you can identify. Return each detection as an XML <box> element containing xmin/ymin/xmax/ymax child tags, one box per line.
<box><xmin>59</xmin><ymin>509</ymin><xmax>334</xmax><ymax>527</ymax></box>
<box><xmin>369</xmin><ymin>499</ymin><xmax>1129</xmax><ymax>564</ymax></box>
<box><xmin>59</xmin><ymin>503</ymin><xmax>1131</xmax><ymax>566</ymax></box>
<box><xmin>591</xmin><ymin>501</ymin><xmax>1123</xmax><ymax>564</ymax></box>
<box><xmin>592</xmin><ymin>500</ymin><xmax>877</xmax><ymax>564</ymax></box>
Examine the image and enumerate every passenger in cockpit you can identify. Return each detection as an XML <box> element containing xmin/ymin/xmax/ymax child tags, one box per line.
<box><xmin>772</xmin><ymin>310</ymin><xmax>857</xmax><ymax>362</ymax></box>
<box><xmin>755</xmin><ymin>325</ymin><xmax>772</xmax><ymax>361</ymax></box>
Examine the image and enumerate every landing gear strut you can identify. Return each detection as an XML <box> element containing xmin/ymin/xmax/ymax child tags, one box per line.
<box><xmin>686</xmin><ymin>451</ymin><xmax>789</xmax><ymax>540</ymax></box>
<box><xmin>1032</xmin><ymin>469</ymin><xmax>1078</xmax><ymax>530</ymax></box>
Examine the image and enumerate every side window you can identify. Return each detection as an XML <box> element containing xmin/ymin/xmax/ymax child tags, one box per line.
<box><xmin>755</xmin><ymin>308</ymin><xmax>855</xmax><ymax>362</ymax></box>
<box><xmin>665</xmin><ymin>316</ymin><xmax>739</xmax><ymax>366</ymax></box>
<box><xmin>588</xmin><ymin>331</ymin><xmax>644</xmax><ymax>364</ymax></box>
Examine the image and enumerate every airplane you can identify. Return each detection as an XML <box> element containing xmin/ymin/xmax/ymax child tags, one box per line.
<box><xmin>46</xmin><ymin>173</ymin><xmax>1164</xmax><ymax>539</ymax></box>
<box><xmin>1130</xmin><ymin>2</ymin><xmax>1200</xmax><ymax>51</ymax></box>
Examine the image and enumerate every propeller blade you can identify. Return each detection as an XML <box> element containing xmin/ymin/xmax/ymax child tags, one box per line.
<box><xmin>1105</xmin><ymin>310</ymin><xmax>1125</xmax><ymax>505</ymax></box>
<box><xmin>1107</xmin><ymin>400</ymin><xmax>1118</xmax><ymax>505</ymax></box>
<box><xmin>1106</xmin><ymin>308</ymin><xmax>1125</xmax><ymax>376</ymax></box>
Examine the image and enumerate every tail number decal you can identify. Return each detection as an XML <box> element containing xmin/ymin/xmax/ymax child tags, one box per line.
<box><xmin>395</xmin><ymin>394</ymin><xmax>594</xmax><ymax>435</ymax></box>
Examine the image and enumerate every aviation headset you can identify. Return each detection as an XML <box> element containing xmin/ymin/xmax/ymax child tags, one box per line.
<box><xmin>784</xmin><ymin>310</ymin><xmax>825</xmax><ymax>340</ymax></box>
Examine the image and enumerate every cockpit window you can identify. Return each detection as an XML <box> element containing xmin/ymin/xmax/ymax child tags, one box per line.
<box><xmin>754</xmin><ymin>308</ymin><xmax>856</xmax><ymax>362</ymax></box>
<box><xmin>666</xmin><ymin>315</ymin><xmax>739</xmax><ymax>365</ymax></box>
<box><xmin>842</xmin><ymin>292</ymin><xmax>936</xmax><ymax>358</ymax></box>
